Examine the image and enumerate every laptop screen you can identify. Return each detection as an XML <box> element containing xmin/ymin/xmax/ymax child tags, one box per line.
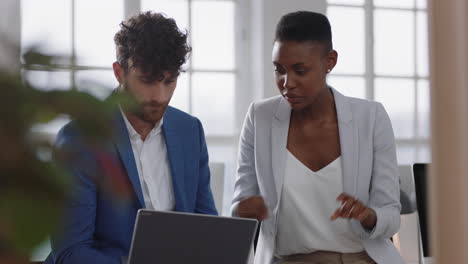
<box><xmin>127</xmin><ymin>210</ymin><xmax>258</xmax><ymax>264</ymax></box>
<box><xmin>413</xmin><ymin>163</ymin><xmax>431</xmax><ymax>257</ymax></box>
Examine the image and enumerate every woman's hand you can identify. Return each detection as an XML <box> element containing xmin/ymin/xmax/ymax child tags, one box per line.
<box><xmin>331</xmin><ymin>193</ymin><xmax>377</xmax><ymax>230</ymax></box>
<box><xmin>237</xmin><ymin>196</ymin><xmax>269</xmax><ymax>221</ymax></box>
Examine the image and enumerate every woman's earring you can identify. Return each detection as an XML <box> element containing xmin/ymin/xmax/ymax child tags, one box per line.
<box><xmin>327</xmin><ymin>69</ymin><xmax>331</xmax><ymax>73</ymax></box>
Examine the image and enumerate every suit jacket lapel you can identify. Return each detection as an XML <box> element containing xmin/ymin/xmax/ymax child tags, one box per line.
<box><xmin>112</xmin><ymin>111</ymin><xmax>145</xmax><ymax>207</ymax></box>
<box><xmin>332</xmin><ymin>88</ymin><xmax>359</xmax><ymax>196</ymax></box>
<box><xmin>271</xmin><ymin>97</ymin><xmax>291</xmax><ymax>210</ymax></box>
<box><xmin>162</xmin><ymin>108</ymin><xmax>185</xmax><ymax>211</ymax></box>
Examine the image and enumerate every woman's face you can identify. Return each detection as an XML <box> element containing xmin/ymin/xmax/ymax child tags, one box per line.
<box><xmin>272</xmin><ymin>40</ymin><xmax>337</xmax><ymax>110</ymax></box>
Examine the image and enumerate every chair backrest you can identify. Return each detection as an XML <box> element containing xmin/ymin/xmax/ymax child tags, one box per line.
<box><xmin>412</xmin><ymin>163</ymin><xmax>431</xmax><ymax>260</ymax></box>
<box><xmin>209</xmin><ymin>162</ymin><xmax>225</xmax><ymax>214</ymax></box>
<box><xmin>399</xmin><ymin>165</ymin><xmax>417</xmax><ymax>214</ymax></box>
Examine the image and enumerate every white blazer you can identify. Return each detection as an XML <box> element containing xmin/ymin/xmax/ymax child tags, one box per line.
<box><xmin>231</xmin><ymin>88</ymin><xmax>405</xmax><ymax>264</ymax></box>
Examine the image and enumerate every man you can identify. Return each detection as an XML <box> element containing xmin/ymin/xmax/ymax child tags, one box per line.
<box><xmin>46</xmin><ymin>12</ymin><xmax>217</xmax><ymax>264</ymax></box>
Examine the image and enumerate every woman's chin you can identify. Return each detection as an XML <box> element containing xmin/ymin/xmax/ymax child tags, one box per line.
<box><xmin>287</xmin><ymin>101</ymin><xmax>307</xmax><ymax>111</ymax></box>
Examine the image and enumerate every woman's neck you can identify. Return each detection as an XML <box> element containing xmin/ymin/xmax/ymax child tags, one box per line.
<box><xmin>292</xmin><ymin>87</ymin><xmax>337</xmax><ymax>124</ymax></box>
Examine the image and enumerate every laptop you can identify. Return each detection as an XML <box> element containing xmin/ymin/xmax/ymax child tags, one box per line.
<box><xmin>124</xmin><ymin>209</ymin><xmax>258</xmax><ymax>264</ymax></box>
<box><xmin>412</xmin><ymin>163</ymin><xmax>433</xmax><ymax>264</ymax></box>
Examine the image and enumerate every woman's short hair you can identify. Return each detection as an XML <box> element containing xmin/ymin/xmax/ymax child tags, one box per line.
<box><xmin>114</xmin><ymin>11</ymin><xmax>191</xmax><ymax>81</ymax></box>
<box><xmin>275</xmin><ymin>11</ymin><xmax>333</xmax><ymax>53</ymax></box>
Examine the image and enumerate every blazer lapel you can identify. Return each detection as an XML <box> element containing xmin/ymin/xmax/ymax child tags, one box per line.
<box><xmin>271</xmin><ymin>97</ymin><xmax>292</xmax><ymax>211</ymax></box>
<box><xmin>332</xmin><ymin>88</ymin><xmax>359</xmax><ymax>196</ymax></box>
<box><xmin>112</xmin><ymin>111</ymin><xmax>145</xmax><ymax>207</ymax></box>
<box><xmin>162</xmin><ymin>108</ymin><xmax>186</xmax><ymax>211</ymax></box>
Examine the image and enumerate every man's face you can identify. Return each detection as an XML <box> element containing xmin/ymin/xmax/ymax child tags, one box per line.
<box><xmin>113</xmin><ymin>62</ymin><xmax>177</xmax><ymax>124</ymax></box>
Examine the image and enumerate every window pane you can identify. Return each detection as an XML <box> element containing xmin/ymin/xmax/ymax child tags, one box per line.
<box><xmin>416</xmin><ymin>0</ymin><xmax>427</xmax><ymax>9</ymax></box>
<box><xmin>75</xmin><ymin>0</ymin><xmax>123</xmax><ymax>67</ymax></box>
<box><xmin>328</xmin><ymin>0</ymin><xmax>364</xmax><ymax>5</ymax></box>
<box><xmin>75</xmin><ymin>70</ymin><xmax>117</xmax><ymax>99</ymax></box>
<box><xmin>192</xmin><ymin>72</ymin><xmax>235</xmax><ymax>135</ymax></box>
<box><xmin>327</xmin><ymin>76</ymin><xmax>366</xmax><ymax>99</ymax></box>
<box><xmin>375</xmin><ymin>78</ymin><xmax>415</xmax><ymax>139</ymax></box>
<box><xmin>192</xmin><ymin>1</ymin><xmax>235</xmax><ymax>70</ymax></box>
<box><xmin>374</xmin><ymin>0</ymin><xmax>414</xmax><ymax>8</ymax></box>
<box><xmin>375</xmin><ymin>10</ymin><xmax>415</xmax><ymax>76</ymax></box>
<box><xmin>417</xmin><ymin>144</ymin><xmax>431</xmax><ymax>163</ymax></box>
<box><xmin>141</xmin><ymin>0</ymin><xmax>189</xmax><ymax>31</ymax></box>
<box><xmin>396</xmin><ymin>145</ymin><xmax>417</xmax><ymax>165</ymax></box>
<box><xmin>21</xmin><ymin>0</ymin><xmax>72</xmax><ymax>60</ymax></box>
<box><xmin>417</xmin><ymin>79</ymin><xmax>430</xmax><ymax>139</ymax></box>
<box><xmin>417</xmin><ymin>11</ymin><xmax>429</xmax><ymax>77</ymax></box>
<box><xmin>328</xmin><ymin>7</ymin><xmax>365</xmax><ymax>75</ymax></box>
<box><xmin>23</xmin><ymin>70</ymin><xmax>71</xmax><ymax>91</ymax></box>
<box><xmin>396</xmin><ymin>143</ymin><xmax>430</xmax><ymax>166</ymax></box>
<box><xmin>169</xmin><ymin>72</ymin><xmax>189</xmax><ymax>113</ymax></box>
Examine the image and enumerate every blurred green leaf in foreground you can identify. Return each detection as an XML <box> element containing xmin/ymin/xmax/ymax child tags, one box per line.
<box><xmin>0</xmin><ymin>47</ymin><xmax>134</xmax><ymax>262</ymax></box>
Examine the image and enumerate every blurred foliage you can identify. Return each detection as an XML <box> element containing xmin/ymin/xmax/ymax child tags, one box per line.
<box><xmin>0</xmin><ymin>48</ymin><xmax>134</xmax><ymax>262</ymax></box>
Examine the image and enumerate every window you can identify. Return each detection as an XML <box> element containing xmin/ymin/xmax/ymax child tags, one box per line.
<box><xmin>327</xmin><ymin>0</ymin><xmax>430</xmax><ymax>164</ymax></box>
<box><xmin>21</xmin><ymin>0</ymin><xmax>124</xmax><ymax>134</ymax></box>
<box><xmin>141</xmin><ymin>0</ymin><xmax>236</xmax><ymax>136</ymax></box>
<box><xmin>21</xmin><ymin>0</ymin><xmax>237</xmax><ymax>137</ymax></box>
<box><xmin>21</xmin><ymin>0</ymin><xmax>240</xmax><ymax>215</ymax></box>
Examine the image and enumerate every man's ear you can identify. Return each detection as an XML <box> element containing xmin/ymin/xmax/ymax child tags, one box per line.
<box><xmin>113</xmin><ymin>62</ymin><xmax>124</xmax><ymax>84</ymax></box>
<box><xmin>326</xmin><ymin>50</ymin><xmax>338</xmax><ymax>73</ymax></box>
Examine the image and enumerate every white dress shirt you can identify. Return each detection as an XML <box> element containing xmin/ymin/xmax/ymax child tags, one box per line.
<box><xmin>120</xmin><ymin>109</ymin><xmax>175</xmax><ymax>211</ymax></box>
<box><xmin>275</xmin><ymin>152</ymin><xmax>363</xmax><ymax>256</ymax></box>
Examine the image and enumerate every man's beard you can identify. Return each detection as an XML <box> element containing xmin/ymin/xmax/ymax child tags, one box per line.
<box><xmin>120</xmin><ymin>82</ymin><xmax>168</xmax><ymax>125</ymax></box>
<box><xmin>133</xmin><ymin>101</ymin><xmax>167</xmax><ymax>124</ymax></box>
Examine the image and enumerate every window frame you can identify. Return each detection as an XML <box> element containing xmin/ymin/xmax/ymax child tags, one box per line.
<box><xmin>327</xmin><ymin>0</ymin><xmax>430</xmax><ymax>163</ymax></box>
<box><xmin>21</xmin><ymin>0</ymin><xmax>244</xmax><ymax>138</ymax></box>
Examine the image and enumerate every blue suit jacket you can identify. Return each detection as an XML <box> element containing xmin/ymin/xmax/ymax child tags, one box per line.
<box><xmin>47</xmin><ymin>106</ymin><xmax>218</xmax><ymax>264</ymax></box>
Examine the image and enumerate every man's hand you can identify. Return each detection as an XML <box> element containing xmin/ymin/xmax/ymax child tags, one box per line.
<box><xmin>237</xmin><ymin>196</ymin><xmax>268</xmax><ymax>221</ymax></box>
<box><xmin>331</xmin><ymin>193</ymin><xmax>377</xmax><ymax>230</ymax></box>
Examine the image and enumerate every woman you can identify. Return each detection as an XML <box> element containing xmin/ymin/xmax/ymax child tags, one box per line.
<box><xmin>231</xmin><ymin>11</ymin><xmax>404</xmax><ymax>264</ymax></box>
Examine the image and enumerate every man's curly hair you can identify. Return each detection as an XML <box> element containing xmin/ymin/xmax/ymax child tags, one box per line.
<box><xmin>114</xmin><ymin>11</ymin><xmax>191</xmax><ymax>81</ymax></box>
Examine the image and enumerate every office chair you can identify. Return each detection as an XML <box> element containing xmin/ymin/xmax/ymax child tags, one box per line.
<box><xmin>209</xmin><ymin>162</ymin><xmax>225</xmax><ymax>214</ymax></box>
